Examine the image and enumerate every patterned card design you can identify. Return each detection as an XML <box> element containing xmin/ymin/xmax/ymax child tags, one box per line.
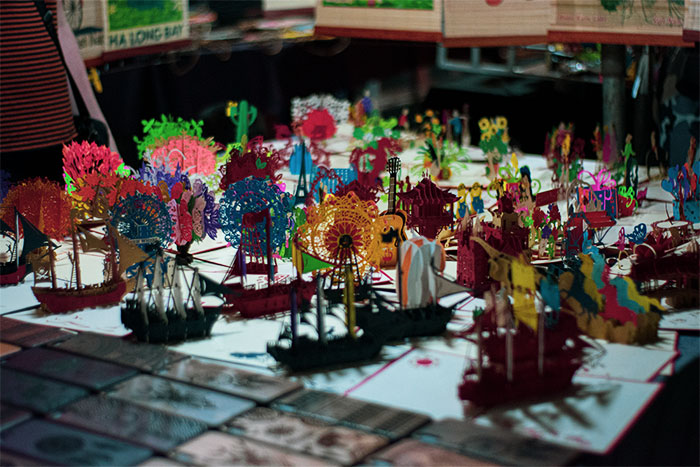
<box><xmin>368</xmin><ymin>439</ymin><xmax>497</xmax><ymax>466</ymax></box>
<box><xmin>158</xmin><ymin>357</ymin><xmax>302</xmax><ymax>404</ymax></box>
<box><xmin>273</xmin><ymin>389</ymin><xmax>430</xmax><ymax>440</ymax></box>
<box><xmin>3</xmin><ymin>347</ymin><xmax>138</xmax><ymax>390</ymax></box>
<box><xmin>414</xmin><ymin>419</ymin><xmax>580</xmax><ymax>466</ymax></box>
<box><xmin>1</xmin><ymin>419</ymin><xmax>152</xmax><ymax>466</ymax></box>
<box><xmin>227</xmin><ymin>407</ymin><xmax>388</xmax><ymax>465</ymax></box>
<box><xmin>0</xmin><ymin>404</ymin><xmax>32</xmax><ymax>431</ymax></box>
<box><xmin>108</xmin><ymin>375</ymin><xmax>255</xmax><ymax>427</ymax></box>
<box><xmin>55</xmin><ymin>395</ymin><xmax>208</xmax><ymax>453</ymax></box>
<box><xmin>0</xmin><ymin>342</ymin><xmax>21</xmax><ymax>358</ymax></box>
<box><xmin>0</xmin><ymin>317</ymin><xmax>73</xmax><ymax>347</ymax></box>
<box><xmin>173</xmin><ymin>431</ymin><xmax>335</xmax><ymax>466</ymax></box>
<box><xmin>0</xmin><ymin>368</ymin><xmax>88</xmax><ymax>413</ymax></box>
<box><xmin>52</xmin><ymin>332</ymin><xmax>188</xmax><ymax>372</ymax></box>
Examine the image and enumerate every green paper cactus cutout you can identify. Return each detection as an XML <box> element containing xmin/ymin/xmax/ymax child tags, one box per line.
<box><xmin>227</xmin><ymin>100</ymin><xmax>258</xmax><ymax>146</ymax></box>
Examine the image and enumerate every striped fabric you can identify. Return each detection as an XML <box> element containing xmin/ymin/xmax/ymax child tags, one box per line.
<box><xmin>0</xmin><ymin>0</ymin><xmax>77</xmax><ymax>152</ymax></box>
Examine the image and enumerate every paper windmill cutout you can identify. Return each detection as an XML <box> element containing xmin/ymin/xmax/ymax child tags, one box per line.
<box><xmin>294</xmin><ymin>192</ymin><xmax>380</xmax><ymax>284</ymax></box>
<box><xmin>219</xmin><ymin>177</ymin><xmax>292</xmax><ymax>254</ymax></box>
<box><xmin>109</xmin><ymin>192</ymin><xmax>173</xmax><ymax>248</ymax></box>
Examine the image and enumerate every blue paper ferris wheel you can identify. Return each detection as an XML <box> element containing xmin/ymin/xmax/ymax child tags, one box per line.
<box><xmin>219</xmin><ymin>177</ymin><xmax>292</xmax><ymax>254</ymax></box>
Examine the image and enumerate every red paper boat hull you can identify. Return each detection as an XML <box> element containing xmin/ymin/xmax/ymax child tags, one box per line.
<box><xmin>32</xmin><ymin>280</ymin><xmax>127</xmax><ymax>314</ymax></box>
<box><xmin>458</xmin><ymin>358</ymin><xmax>581</xmax><ymax>408</ymax></box>
<box><xmin>224</xmin><ymin>281</ymin><xmax>315</xmax><ymax>318</ymax></box>
<box><xmin>0</xmin><ymin>264</ymin><xmax>28</xmax><ymax>286</ymax></box>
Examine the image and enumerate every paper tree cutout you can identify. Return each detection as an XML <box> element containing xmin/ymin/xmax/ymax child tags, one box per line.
<box><xmin>134</xmin><ymin>115</ymin><xmax>205</xmax><ymax>159</ymax></box>
<box><xmin>219</xmin><ymin>137</ymin><xmax>285</xmax><ymax>190</ymax></box>
<box><xmin>146</xmin><ymin>135</ymin><xmax>218</xmax><ymax>178</ymax></box>
<box><xmin>0</xmin><ymin>178</ymin><xmax>72</xmax><ymax>240</ymax></box>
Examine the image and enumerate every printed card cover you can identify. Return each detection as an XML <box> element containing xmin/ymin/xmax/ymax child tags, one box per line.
<box><xmin>3</xmin><ymin>347</ymin><xmax>138</xmax><ymax>390</ymax></box>
<box><xmin>55</xmin><ymin>395</ymin><xmax>207</xmax><ymax>453</ymax></box>
<box><xmin>414</xmin><ymin>418</ymin><xmax>580</xmax><ymax>466</ymax></box>
<box><xmin>368</xmin><ymin>439</ymin><xmax>497</xmax><ymax>466</ymax></box>
<box><xmin>158</xmin><ymin>357</ymin><xmax>302</xmax><ymax>404</ymax></box>
<box><xmin>0</xmin><ymin>368</ymin><xmax>88</xmax><ymax>413</ymax></box>
<box><xmin>0</xmin><ymin>404</ymin><xmax>32</xmax><ymax>431</ymax></box>
<box><xmin>0</xmin><ymin>317</ymin><xmax>73</xmax><ymax>347</ymax></box>
<box><xmin>0</xmin><ymin>419</ymin><xmax>152</xmax><ymax>466</ymax></box>
<box><xmin>52</xmin><ymin>332</ymin><xmax>188</xmax><ymax>372</ymax></box>
<box><xmin>108</xmin><ymin>374</ymin><xmax>255</xmax><ymax>427</ymax></box>
<box><xmin>0</xmin><ymin>342</ymin><xmax>21</xmax><ymax>358</ymax></box>
<box><xmin>173</xmin><ymin>431</ymin><xmax>335</xmax><ymax>466</ymax></box>
<box><xmin>227</xmin><ymin>407</ymin><xmax>388</xmax><ymax>465</ymax></box>
<box><xmin>273</xmin><ymin>389</ymin><xmax>430</xmax><ymax>440</ymax></box>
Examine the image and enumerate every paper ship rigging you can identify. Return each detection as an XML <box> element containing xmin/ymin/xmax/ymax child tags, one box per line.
<box><xmin>31</xmin><ymin>221</ymin><xmax>142</xmax><ymax>314</ymax></box>
<box><xmin>357</xmin><ymin>235</ymin><xmax>470</xmax><ymax>342</ymax></box>
<box><xmin>458</xmin><ymin>240</ymin><xmax>588</xmax><ymax>407</ymax></box>
<box><xmin>267</xmin><ymin>267</ymin><xmax>382</xmax><ymax>372</ymax></box>
<box><xmin>0</xmin><ymin>209</ymin><xmax>48</xmax><ymax>286</ymax></box>
<box><xmin>122</xmin><ymin>251</ymin><xmax>229</xmax><ymax>343</ymax></box>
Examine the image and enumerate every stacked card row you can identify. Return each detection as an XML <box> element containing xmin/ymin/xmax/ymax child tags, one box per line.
<box><xmin>1</xmin><ymin>319</ymin><xmax>581</xmax><ymax>465</ymax></box>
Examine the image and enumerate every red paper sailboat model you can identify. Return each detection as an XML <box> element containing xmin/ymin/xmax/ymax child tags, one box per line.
<box><xmin>219</xmin><ymin>177</ymin><xmax>313</xmax><ymax>318</ymax></box>
<box><xmin>32</xmin><ymin>222</ymin><xmax>144</xmax><ymax>314</ymax></box>
<box><xmin>458</xmin><ymin>241</ymin><xmax>588</xmax><ymax>408</ymax></box>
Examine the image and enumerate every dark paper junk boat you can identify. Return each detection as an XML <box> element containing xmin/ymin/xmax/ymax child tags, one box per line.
<box><xmin>122</xmin><ymin>252</ymin><xmax>230</xmax><ymax>343</ymax></box>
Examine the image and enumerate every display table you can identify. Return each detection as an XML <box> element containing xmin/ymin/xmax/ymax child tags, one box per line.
<box><xmin>1</xmin><ymin>140</ymin><xmax>698</xmax><ymax>465</ymax></box>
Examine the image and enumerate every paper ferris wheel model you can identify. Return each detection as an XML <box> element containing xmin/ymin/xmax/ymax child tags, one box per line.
<box><xmin>294</xmin><ymin>191</ymin><xmax>379</xmax><ymax>285</ymax></box>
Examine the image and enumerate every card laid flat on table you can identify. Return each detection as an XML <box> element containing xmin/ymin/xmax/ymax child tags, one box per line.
<box><xmin>54</xmin><ymin>395</ymin><xmax>207</xmax><ymax>453</ymax></box>
<box><xmin>414</xmin><ymin>418</ymin><xmax>580</xmax><ymax>466</ymax></box>
<box><xmin>0</xmin><ymin>418</ymin><xmax>152</xmax><ymax>466</ymax></box>
<box><xmin>472</xmin><ymin>376</ymin><xmax>663</xmax><ymax>454</ymax></box>
<box><xmin>0</xmin><ymin>316</ymin><xmax>73</xmax><ymax>347</ymax></box>
<box><xmin>108</xmin><ymin>374</ymin><xmax>256</xmax><ymax>427</ymax></box>
<box><xmin>226</xmin><ymin>407</ymin><xmax>388</xmax><ymax>465</ymax></box>
<box><xmin>659</xmin><ymin>309</ymin><xmax>700</xmax><ymax>331</ymax></box>
<box><xmin>173</xmin><ymin>431</ymin><xmax>335</xmax><ymax>466</ymax></box>
<box><xmin>0</xmin><ymin>450</ymin><xmax>46</xmax><ymax>466</ymax></box>
<box><xmin>167</xmin><ymin>318</ymin><xmax>283</xmax><ymax>370</ymax></box>
<box><xmin>3</xmin><ymin>347</ymin><xmax>138</xmax><ymax>390</ymax></box>
<box><xmin>0</xmin><ymin>342</ymin><xmax>21</xmax><ymax>358</ymax></box>
<box><xmin>345</xmin><ymin>348</ymin><xmax>466</xmax><ymax>420</ymax></box>
<box><xmin>52</xmin><ymin>332</ymin><xmax>188</xmax><ymax>372</ymax></box>
<box><xmin>273</xmin><ymin>389</ymin><xmax>430</xmax><ymax>440</ymax></box>
<box><xmin>158</xmin><ymin>356</ymin><xmax>302</xmax><ymax>404</ymax></box>
<box><xmin>0</xmin><ymin>368</ymin><xmax>88</xmax><ymax>413</ymax></box>
<box><xmin>8</xmin><ymin>305</ymin><xmax>131</xmax><ymax>337</ymax></box>
<box><xmin>0</xmin><ymin>404</ymin><xmax>32</xmax><ymax>431</ymax></box>
<box><xmin>0</xmin><ymin>280</ymin><xmax>39</xmax><ymax>315</ymax></box>
<box><xmin>367</xmin><ymin>439</ymin><xmax>497</xmax><ymax>466</ymax></box>
<box><xmin>577</xmin><ymin>337</ymin><xmax>677</xmax><ymax>382</ymax></box>
<box><xmin>138</xmin><ymin>457</ymin><xmax>188</xmax><ymax>466</ymax></box>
